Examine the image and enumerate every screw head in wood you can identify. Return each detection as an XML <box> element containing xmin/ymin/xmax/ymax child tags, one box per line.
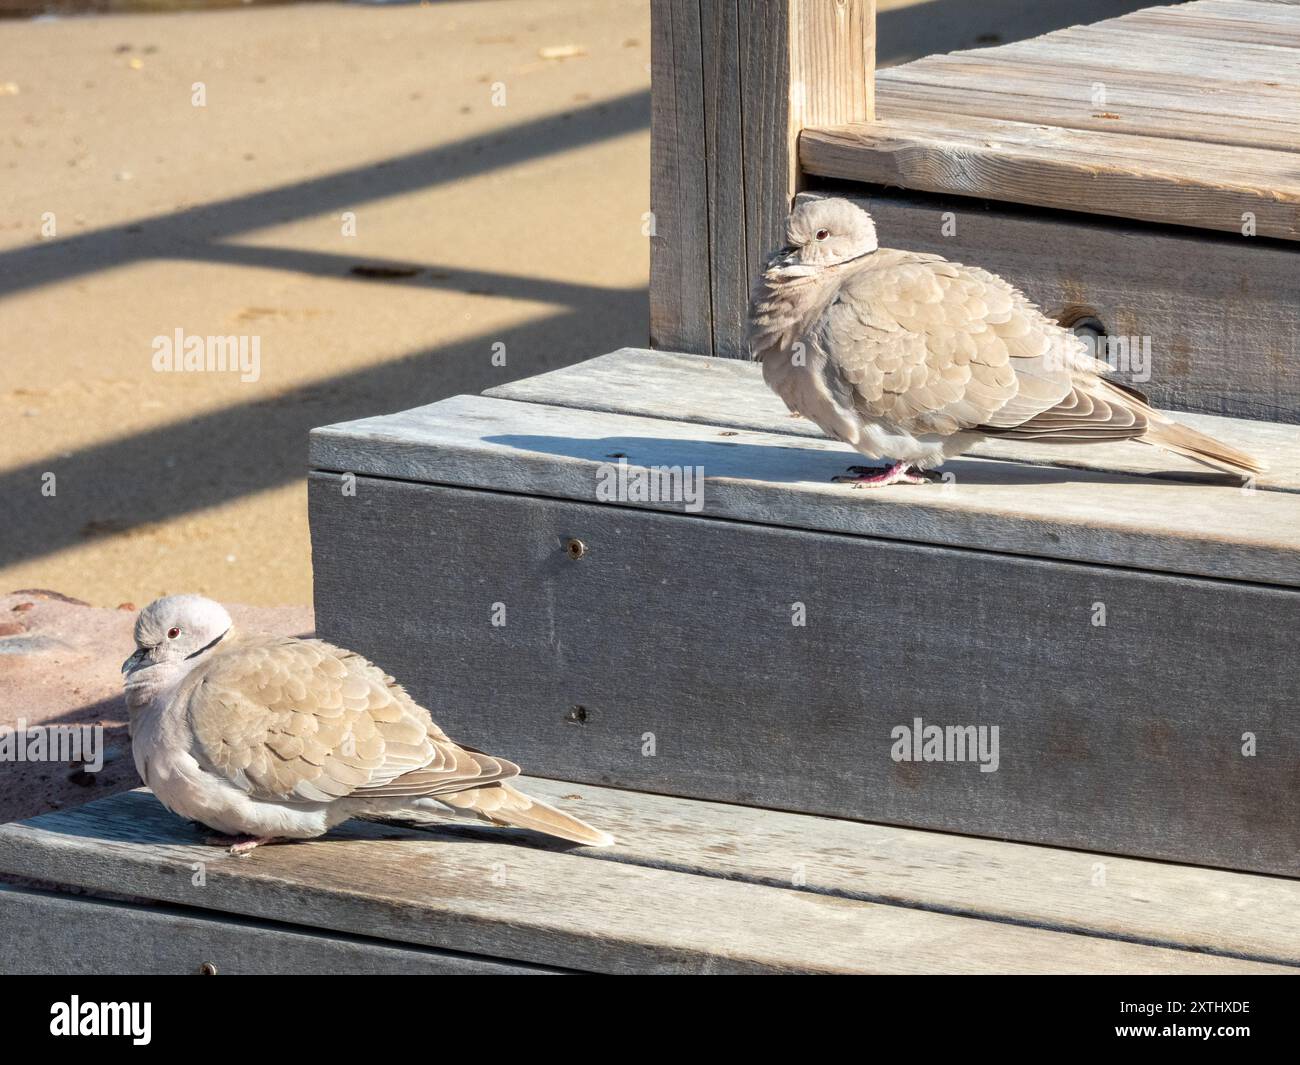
<box><xmin>199</xmin><ymin>962</ymin><xmax>218</xmax><ymax>975</ymax></box>
<box><xmin>564</xmin><ymin>537</ymin><xmax>586</xmax><ymax>560</ymax></box>
<box><xmin>565</xmin><ymin>705</ymin><xmax>588</xmax><ymax>724</ymax></box>
<box><xmin>1060</xmin><ymin>307</ymin><xmax>1108</xmax><ymax>340</ymax></box>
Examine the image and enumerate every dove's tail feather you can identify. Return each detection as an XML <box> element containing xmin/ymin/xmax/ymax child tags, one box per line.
<box><xmin>1095</xmin><ymin>379</ymin><xmax>1267</xmax><ymax>478</ymax></box>
<box><xmin>438</xmin><ymin>783</ymin><xmax>616</xmax><ymax>846</ymax></box>
<box><xmin>1140</xmin><ymin>419</ymin><xmax>1267</xmax><ymax>477</ymax></box>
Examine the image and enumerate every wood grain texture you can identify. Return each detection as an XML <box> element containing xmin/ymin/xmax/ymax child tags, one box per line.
<box><xmin>516</xmin><ymin>777</ymin><xmax>1300</xmax><ymax>965</ymax></box>
<box><xmin>0</xmin><ymin>885</ymin><xmax>554</xmax><ymax>975</ymax></box>
<box><xmin>801</xmin><ymin>111</ymin><xmax>1300</xmax><ymax>241</ymax></box>
<box><xmin>1</xmin><ymin>792</ymin><xmax>1291</xmax><ymax>973</ymax></box>
<box><xmin>308</xmin><ymin>474</ymin><xmax>1300</xmax><ymax>874</ymax></box>
<box><xmin>649</xmin><ymin>0</ymin><xmax>875</xmax><ymax>357</ymax></box>
<box><xmin>875</xmin><ymin>63</ymin><xmax>1300</xmax><ymax>151</ymax></box>
<box><xmin>1123</xmin><ymin>0</ymin><xmax>1300</xmax><ymax>44</ymax></box>
<box><xmin>484</xmin><ymin>348</ymin><xmax>1300</xmax><ymax>483</ymax></box>
<box><xmin>700</xmin><ymin>1</ymin><xmax>748</xmax><ymax>359</ymax></box>
<box><xmin>744</xmin><ymin>0</ymin><xmax>877</xmax><ymax>270</ymax></box>
<box><xmin>650</xmin><ymin>0</ymin><xmax>713</xmax><ymax>354</ymax></box>
<box><xmin>309</xmin><ymin>394</ymin><xmax>1300</xmax><ymax>586</ymax></box>
<box><xmin>802</xmin><ymin>0</ymin><xmax>1300</xmax><ymax>238</ymax></box>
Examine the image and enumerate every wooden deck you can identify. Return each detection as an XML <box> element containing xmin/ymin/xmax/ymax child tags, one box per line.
<box><xmin>305</xmin><ymin>349</ymin><xmax>1300</xmax><ymax>877</ymax></box>
<box><xmin>2</xmin><ymin>784</ymin><xmax>1298</xmax><ymax>974</ymax></box>
<box><xmin>803</xmin><ymin>0</ymin><xmax>1300</xmax><ymax>239</ymax></box>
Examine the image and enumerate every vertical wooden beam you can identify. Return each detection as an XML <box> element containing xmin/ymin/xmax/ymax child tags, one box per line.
<box><xmin>650</xmin><ymin>0</ymin><xmax>876</xmax><ymax>359</ymax></box>
<box><xmin>700</xmin><ymin>2</ymin><xmax>748</xmax><ymax>359</ymax></box>
<box><xmin>649</xmin><ymin>0</ymin><xmax>712</xmax><ymax>355</ymax></box>
<box><xmin>741</xmin><ymin>0</ymin><xmax>876</xmax><ymax>326</ymax></box>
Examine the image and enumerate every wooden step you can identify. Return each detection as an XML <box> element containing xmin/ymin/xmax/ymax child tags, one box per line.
<box><xmin>2</xmin><ymin>785</ymin><xmax>1296</xmax><ymax>974</ymax></box>
<box><xmin>306</xmin><ymin>349</ymin><xmax>1300</xmax><ymax>875</ymax></box>
<box><xmin>801</xmin><ymin>0</ymin><xmax>1300</xmax><ymax>240</ymax></box>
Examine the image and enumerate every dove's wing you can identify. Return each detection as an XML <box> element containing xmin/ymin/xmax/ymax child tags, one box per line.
<box><xmin>181</xmin><ymin>635</ymin><xmax>518</xmax><ymax>804</ymax></box>
<box><xmin>820</xmin><ymin>250</ymin><xmax>1147</xmax><ymax>441</ymax></box>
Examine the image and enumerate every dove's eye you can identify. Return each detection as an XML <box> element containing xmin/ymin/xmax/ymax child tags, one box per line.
<box><xmin>815</xmin><ymin>228</ymin><xmax>830</xmax><ymax>241</ymax></box>
<box><xmin>167</xmin><ymin>627</ymin><xmax>181</xmax><ymax>640</ymax></box>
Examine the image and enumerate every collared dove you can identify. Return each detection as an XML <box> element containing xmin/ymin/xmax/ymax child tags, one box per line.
<box><xmin>749</xmin><ymin>198</ymin><xmax>1264</xmax><ymax>486</ymax></box>
<box><xmin>122</xmin><ymin>595</ymin><xmax>613</xmax><ymax>854</ymax></box>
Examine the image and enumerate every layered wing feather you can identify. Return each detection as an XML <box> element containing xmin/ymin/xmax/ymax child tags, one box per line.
<box><xmin>181</xmin><ymin>635</ymin><xmax>517</xmax><ymax>804</ymax></box>
<box><xmin>818</xmin><ymin>250</ymin><xmax>1146</xmax><ymax>441</ymax></box>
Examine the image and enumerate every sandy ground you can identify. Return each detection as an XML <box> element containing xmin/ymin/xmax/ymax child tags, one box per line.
<box><xmin>0</xmin><ymin>0</ymin><xmax>1152</xmax><ymax>609</ymax></box>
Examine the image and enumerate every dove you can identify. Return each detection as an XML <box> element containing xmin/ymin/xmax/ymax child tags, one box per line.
<box><xmin>749</xmin><ymin>198</ymin><xmax>1264</xmax><ymax>487</ymax></box>
<box><xmin>121</xmin><ymin>595</ymin><xmax>613</xmax><ymax>854</ymax></box>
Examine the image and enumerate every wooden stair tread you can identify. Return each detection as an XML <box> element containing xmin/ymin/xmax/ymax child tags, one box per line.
<box><xmin>802</xmin><ymin>0</ymin><xmax>1300</xmax><ymax>238</ymax></box>
<box><xmin>305</xmin><ymin>349</ymin><xmax>1300</xmax><ymax>587</ymax></box>
<box><xmin>2</xmin><ymin>786</ymin><xmax>1294</xmax><ymax>974</ymax></box>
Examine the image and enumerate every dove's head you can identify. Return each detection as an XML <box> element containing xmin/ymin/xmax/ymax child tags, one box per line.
<box><xmin>123</xmin><ymin>594</ymin><xmax>233</xmax><ymax>677</ymax></box>
<box><xmin>782</xmin><ymin>198</ymin><xmax>878</xmax><ymax>268</ymax></box>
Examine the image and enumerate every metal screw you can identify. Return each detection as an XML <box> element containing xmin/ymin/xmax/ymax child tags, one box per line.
<box><xmin>199</xmin><ymin>962</ymin><xmax>218</xmax><ymax>975</ymax></box>
<box><xmin>564</xmin><ymin>538</ymin><xmax>586</xmax><ymax>560</ymax></box>
<box><xmin>565</xmin><ymin>705</ymin><xmax>588</xmax><ymax>725</ymax></box>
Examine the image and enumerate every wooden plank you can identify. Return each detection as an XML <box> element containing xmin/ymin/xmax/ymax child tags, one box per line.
<box><xmin>308</xmin><ymin>474</ymin><xmax>1300</xmax><ymax>874</ymax></box>
<box><xmin>801</xmin><ymin>111</ymin><xmax>1300</xmax><ymax>241</ymax></box>
<box><xmin>517</xmin><ymin>778</ymin><xmax>1300</xmax><ymax>965</ymax></box>
<box><xmin>656</xmin><ymin>0</ymin><xmax>876</xmax><ymax>358</ymax></box>
<box><xmin>649</xmin><ymin>0</ymin><xmax>713</xmax><ymax>354</ymax></box>
<box><xmin>1119</xmin><ymin>2</ymin><xmax>1300</xmax><ymax>45</ymax></box>
<box><xmin>0</xmin><ymin>885</ymin><xmax>555</xmax><ymax>975</ymax></box>
<box><xmin>735</xmin><ymin>4</ymin><xmax>789</xmax><ymax>358</ymax></box>
<box><xmin>739</xmin><ymin>0</ymin><xmax>877</xmax><ymax>289</ymax></box>
<box><xmin>485</xmin><ymin>349</ymin><xmax>1300</xmax><ymax>487</ymax></box>
<box><xmin>308</xmin><ymin>394</ymin><xmax>1300</xmax><ymax>586</ymax></box>
<box><xmin>876</xmin><ymin>63</ymin><xmax>1300</xmax><ymax>151</ymax></box>
<box><xmin>0</xmin><ymin>792</ymin><xmax>1289</xmax><ymax>973</ymax></box>
<box><xmin>993</xmin><ymin>25</ymin><xmax>1300</xmax><ymax>83</ymax></box>
<box><xmin>700</xmin><ymin>1</ymin><xmax>748</xmax><ymax>359</ymax></box>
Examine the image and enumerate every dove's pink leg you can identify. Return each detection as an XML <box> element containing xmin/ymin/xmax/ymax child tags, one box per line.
<box><xmin>833</xmin><ymin>462</ymin><xmax>932</xmax><ymax>487</ymax></box>
<box><xmin>202</xmin><ymin>833</ymin><xmax>279</xmax><ymax>855</ymax></box>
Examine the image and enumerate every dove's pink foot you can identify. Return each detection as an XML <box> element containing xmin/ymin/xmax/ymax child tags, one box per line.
<box><xmin>833</xmin><ymin>462</ymin><xmax>933</xmax><ymax>487</ymax></box>
<box><xmin>202</xmin><ymin>833</ymin><xmax>278</xmax><ymax>856</ymax></box>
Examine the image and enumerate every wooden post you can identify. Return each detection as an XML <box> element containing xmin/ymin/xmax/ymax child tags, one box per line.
<box><xmin>650</xmin><ymin>0</ymin><xmax>876</xmax><ymax>359</ymax></box>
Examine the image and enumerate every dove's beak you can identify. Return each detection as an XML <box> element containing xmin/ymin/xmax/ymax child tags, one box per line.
<box><xmin>122</xmin><ymin>647</ymin><xmax>147</xmax><ymax>675</ymax></box>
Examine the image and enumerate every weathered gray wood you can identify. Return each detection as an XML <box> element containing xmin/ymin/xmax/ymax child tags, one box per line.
<box><xmin>0</xmin><ymin>792</ymin><xmax>1290</xmax><ymax>973</ymax></box>
<box><xmin>0</xmin><ymin>885</ymin><xmax>555</xmax><ymax>975</ymax></box>
<box><xmin>802</xmin><ymin>112</ymin><xmax>1300</xmax><ymax>242</ymax></box>
<box><xmin>309</xmin><ymin>394</ymin><xmax>1300</xmax><ymax>586</ymax></box>
<box><xmin>875</xmin><ymin>62</ymin><xmax>1300</xmax><ymax>151</ymax></box>
<box><xmin>485</xmin><ymin>348</ymin><xmax>1300</xmax><ymax>484</ymax></box>
<box><xmin>308</xmin><ymin>473</ymin><xmax>1300</xmax><ymax>875</ymax></box>
<box><xmin>518</xmin><ymin>778</ymin><xmax>1300</xmax><ymax>965</ymax></box>
<box><xmin>650</xmin><ymin>0</ymin><xmax>875</xmax><ymax>358</ymax></box>
<box><xmin>999</xmin><ymin>23</ymin><xmax>1300</xmax><ymax>85</ymax></box>
<box><xmin>649</xmin><ymin>0</ymin><xmax>712</xmax><ymax>354</ymax></box>
<box><xmin>736</xmin><ymin>0</ymin><xmax>876</xmax><ymax>335</ymax></box>
<box><xmin>698</xmin><ymin>3</ymin><xmax>746</xmax><ymax>359</ymax></box>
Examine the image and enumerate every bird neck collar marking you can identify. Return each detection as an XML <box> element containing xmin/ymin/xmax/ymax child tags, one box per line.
<box><xmin>828</xmin><ymin>248</ymin><xmax>877</xmax><ymax>269</ymax></box>
<box><xmin>186</xmin><ymin>628</ymin><xmax>230</xmax><ymax>660</ymax></box>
